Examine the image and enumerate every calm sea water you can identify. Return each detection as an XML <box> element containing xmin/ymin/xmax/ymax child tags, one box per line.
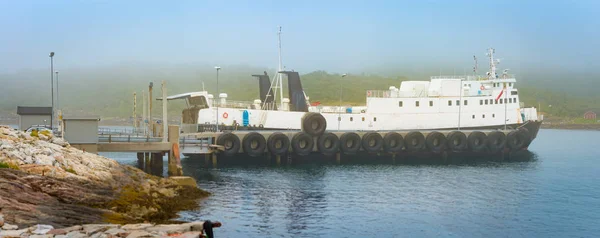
<box><xmin>102</xmin><ymin>129</ymin><xmax>600</xmax><ymax>238</ymax></box>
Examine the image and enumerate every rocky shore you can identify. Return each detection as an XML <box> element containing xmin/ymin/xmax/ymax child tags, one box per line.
<box><xmin>0</xmin><ymin>125</ymin><xmax>211</xmax><ymax>231</ymax></box>
<box><xmin>0</xmin><ymin>219</ymin><xmax>220</xmax><ymax>238</ymax></box>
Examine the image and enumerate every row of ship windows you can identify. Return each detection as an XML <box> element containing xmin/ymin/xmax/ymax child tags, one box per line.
<box><xmin>337</xmin><ymin>114</ymin><xmax>498</xmax><ymax>122</ymax></box>
<box><xmin>399</xmin><ymin>98</ymin><xmax>518</xmax><ymax>107</ymax></box>
<box><xmin>338</xmin><ymin>117</ymin><xmax>377</xmax><ymax>122</ymax></box>
<box><xmin>492</xmin><ymin>83</ymin><xmax>513</xmax><ymax>87</ymax></box>
<box><xmin>474</xmin><ymin>114</ymin><xmax>495</xmax><ymax>119</ymax></box>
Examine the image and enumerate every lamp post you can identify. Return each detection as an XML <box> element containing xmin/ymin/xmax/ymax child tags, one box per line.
<box><xmin>338</xmin><ymin>74</ymin><xmax>347</xmax><ymax>131</ymax></box>
<box><xmin>215</xmin><ymin>66</ymin><xmax>221</xmax><ymax>132</ymax></box>
<box><xmin>49</xmin><ymin>52</ymin><xmax>55</xmax><ymax>129</ymax></box>
<box><xmin>55</xmin><ymin>71</ymin><xmax>59</xmax><ymax>113</ymax></box>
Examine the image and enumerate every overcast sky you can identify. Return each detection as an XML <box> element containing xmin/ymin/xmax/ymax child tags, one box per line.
<box><xmin>1</xmin><ymin>0</ymin><xmax>598</xmax><ymax>74</ymax></box>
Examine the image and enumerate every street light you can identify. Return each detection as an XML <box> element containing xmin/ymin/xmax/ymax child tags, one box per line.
<box><xmin>215</xmin><ymin>66</ymin><xmax>221</xmax><ymax>132</ymax></box>
<box><xmin>338</xmin><ymin>74</ymin><xmax>347</xmax><ymax>131</ymax></box>
<box><xmin>55</xmin><ymin>71</ymin><xmax>59</xmax><ymax>112</ymax></box>
<box><xmin>49</xmin><ymin>52</ymin><xmax>55</xmax><ymax>130</ymax></box>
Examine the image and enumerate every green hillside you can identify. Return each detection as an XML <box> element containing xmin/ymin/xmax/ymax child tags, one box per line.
<box><xmin>0</xmin><ymin>66</ymin><xmax>598</xmax><ymax>119</ymax></box>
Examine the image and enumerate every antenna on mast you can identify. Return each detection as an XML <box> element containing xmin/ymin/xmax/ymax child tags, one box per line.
<box><xmin>473</xmin><ymin>55</ymin><xmax>478</xmax><ymax>75</ymax></box>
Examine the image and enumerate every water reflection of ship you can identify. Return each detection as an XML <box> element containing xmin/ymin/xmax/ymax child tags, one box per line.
<box><xmin>283</xmin><ymin>167</ymin><xmax>328</xmax><ymax>236</ymax></box>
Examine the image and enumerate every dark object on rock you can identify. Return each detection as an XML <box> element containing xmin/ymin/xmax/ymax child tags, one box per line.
<box><xmin>202</xmin><ymin>220</ymin><xmax>222</xmax><ymax>238</ymax></box>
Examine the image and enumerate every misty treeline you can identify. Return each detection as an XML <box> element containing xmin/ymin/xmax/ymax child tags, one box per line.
<box><xmin>0</xmin><ymin>65</ymin><xmax>598</xmax><ymax>119</ymax></box>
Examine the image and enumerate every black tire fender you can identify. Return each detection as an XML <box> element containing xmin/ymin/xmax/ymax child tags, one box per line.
<box><xmin>362</xmin><ymin>132</ymin><xmax>383</xmax><ymax>153</ymax></box>
<box><xmin>242</xmin><ymin>132</ymin><xmax>266</xmax><ymax>157</ymax></box>
<box><xmin>339</xmin><ymin>132</ymin><xmax>361</xmax><ymax>155</ymax></box>
<box><xmin>518</xmin><ymin>127</ymin><xmax>532</xmax><ymax>148</ymax></box>
<box><xmin>317</xmin><ymin>132</ymin><xmax>340</xmax><ymax>155</ymax></box>
<box><xmin>425</xmin><ymin>131</ymin><xmax>447</xmax><ymax>153</ymax></box>
<box><xmin>487</xmin><ymin>131</ymin><xmax>506</xmax><ymax>153</ymax></box>
<box><xmin>446</xmin><ymin>131</ymin><xmax>468</xmax><ymax>152</ymax></box>
<box><xmin>217</xmin><ymin>132</ymin><xmax>240</xmax><ymax>156</ymax></box>
<box><xmin>507</xmin><ymin>129</ymin><xmax>529</xmax><ymax>151</ymax></box>
<box><xmin>291</xmin><ymin>132</ymin><xmax>314</xmax><ymax>156</ymax></box>
<box><xmin>383</xmin><ymin>132</ymin><xmax>404</xmax><ymax>153</ymax></box>
<box><xmin>468</xmin><ymin>131</ymin><xmax>488</xmax><ymax>152</ymax></box>
<box><xmin>267</xmin><ymin>132</ymin><xmax>290</xmax><ymax>155</ymax></box>
<box><xmin>301</xmin><ymin>112</ymin><xmax>327</xmax><ymax>136</ymax></box>
<box><xmin>405</xmin><ymin>131</ymin><xmax>425</xmax><ymax>152</ymax></box>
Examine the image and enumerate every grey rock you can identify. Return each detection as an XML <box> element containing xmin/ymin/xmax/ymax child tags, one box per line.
<box><xmin>47</xmin><ymin>229</ymin><xmax>68</xmax><ymax>235</ymax></box>
<box><xmin>126</xmin><ymin>230</ymin><xmax>154</xmax><ymax>238</ymax></box>
<box><xmin>173</xmin><ymin>232</ymin><xmax>202</xmax><ymax>238</ymax></box>
<box><xmin>145</xmin><ymin>224</ymin><xmax>190</xmax><ymax>234</ymax></box>
<box><xmin>66</xmin><ymin>231</ymin><xmax>88</xmax><ymax>238</ymax></box>
<box><xmin>189</xmin><ymin>222</ymin><xmax>205</xmax><ymax>232</ymax></box>
<box><xmin>51</xmin><ymin>138</ymin><xmax>69</xmax><ymax>147</ymax></box>
<box><xmin>105</xmin><ymin>228</ymin><xmax>127</xmax><ymax>236</ymax></box>
<box><xmin>121</xmin><ymin>223</ymin><xmax>153</xmax><ymax>230</ymax></box>
<box><xmin>90</xmin><ymin>232</ymin><xmax>109</xmax><ymax>238</ymax></box>
<box><xmin>0</xmin><ymin>228</ymin><xmax>29</xmax><ymax>237</ymax></box>
<box><xmin>62</xmin><ymin>225</ymin><xmax>83</xmax><ymax>233</ymax></box>
<box><xmin>2</xmin><ymin>223</ymin><xmax>18</xmax><ymax>230</ymax></box>
<box><xmin>0</xmin><ymin>213</ymin><xmax>4</xmax><ymax>227</ymax></box>
<box><xmin>83</xmin><ymin>224</ymin><xmax>119</xmax><ymax>235</ymax></box>
<box><xmin>54</xmin><ymin>235</ymin><xmax>68</xmax><ymax>238</ymax></box>
<box><xmin>30</xmin><ymin>235</ymin><xmax>54</xmax><ymax>238</ymax></box>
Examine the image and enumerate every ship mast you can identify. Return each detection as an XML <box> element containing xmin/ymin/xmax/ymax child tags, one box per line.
<box><xmin>487</xmin><ymin>48</ymin><xmax>497</xmax><ymax>79</ymax></box>
<box><xmin>277</xmin><ymin>26</ymin><xmax>284</xmax><ymax>110</ymax></box>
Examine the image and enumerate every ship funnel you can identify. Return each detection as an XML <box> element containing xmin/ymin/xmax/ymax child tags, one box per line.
<box><xmin>252</xmin><ymin>71</ymin><xmax>277</xmax><ymax>110</ymax></box>
<box><xmin>280</xmin><ymin>71</ymin><xmax>308</xmax><ymax>112</ymax></box>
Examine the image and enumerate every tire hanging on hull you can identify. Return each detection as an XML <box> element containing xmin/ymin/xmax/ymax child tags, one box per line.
<box><xmin>242</xmin><ymin>132</ymin><xmax>266</xmax><ymax>157</ymax></box>
<box><xmin>383</xmin><ymin>132</ymin><xmax>404</xmax><ymax>153</ymax></box>
<box><xmin>267</xmin><ymin>132</ymin><xmax>290</xmax><ymax>156</ymax></box>
<box><xmin>317</xmin><ymin>132</ymin><xmax>340</xmax><ymax>155</ymax></box>
<box><xmin>217</xmin><ymin>132</ymin><xmax>241</xmax><ymax>156</ymax></box>
<box><xmin>362</xmin><ymin>132</ymin><xmax>383</xmax><ymax>153</ymax></box>
<box><xmin>468</xmin><ymin>131</ymin><xmax>488</xmax><ymax>152</ymax></box>
<box><xmin>405</xmin><ymin>131</ymin><xmax>426</xmax><ymax>152</ymax></box>
<box><xmin>425</xmin><ymin>131</ymin><xmax>447</xmax><ymax>153</ymax></box>
<box><xmin>302</xmin><ymin>113</ymin><xmax>327</xmax><ymax>136</ymax></box>
<box><xmin>487</xmin><ymin>131</ymin><xmax>506</xmax><ymax>153</ymax></box>
<box><xmin>506</xmin><ymin>129</ymin><xmax>530</xmax><ymax>151</ymax></box>
<box><xmin>446</xmin><ymin>131</ymin><xmax>468</xmax><ymax>152</ymax></box>
<box><xmin>339</xmin><ymin>132</ymin><xmax>361</xmax><ymax>155</ymax></box>
<box><xmin>291</xmin><ymin>132</ymin><xmax>314</xmax><ymax>156</ymax></box>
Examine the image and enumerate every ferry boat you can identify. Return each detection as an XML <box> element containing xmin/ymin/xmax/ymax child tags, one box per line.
<box><xmin>167</xmin><ymin>48</ymin><xmax>540</xmax><ymax>136</ymax></box>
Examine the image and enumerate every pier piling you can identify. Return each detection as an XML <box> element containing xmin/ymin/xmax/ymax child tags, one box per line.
<box><xmin>167</xmin><ymin>125</ymin><xmax>183</xmax><ymax>176</ymax></box>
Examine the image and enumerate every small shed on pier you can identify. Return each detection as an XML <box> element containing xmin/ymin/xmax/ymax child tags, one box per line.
<box><xmin>16</xmin><ymin>106</ymin><xmax>52</xmax><ymax>130</ymax></box>
<box><xmin>63</xmin><ymin>116</ymin><xmax>100</xmax><ymax>153</ymax></box>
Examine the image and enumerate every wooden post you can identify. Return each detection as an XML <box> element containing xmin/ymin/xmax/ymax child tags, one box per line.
<box><xmin>150</xmin><ymin>152</ymin><xmax>164</xmax><ymax>176</ymax></box>
<box><xmin>136</xmin><ymin>152</ymin><xmax>144</xmax><ymax>169</ymax></box>
<box><xmin>211</xmin><ymin>153</ymin><xmax>218</xmax><ymax>167</ymax></box>
<box><xmin>391</xmin><ymin>153</ymin><xmax>396</xmax><ymax>164</ymax></box>
<box><xmin>144</xmin><ymin>152</ymin><xmax>151</xmax><ymax>173</ymax></box>
<box><xmin>168</xmin><ymin>125</ymin><xmax>183</xmax><ymax>176</ymax></box>
<box><xmin>275</xmin><ymin>155</ymin><xmax>281</xmax><ymax>166</ymax></box>
<box><xmin>204</xmin><ymin>153</ymin><xmax>211</xmax><ymax>166</ymax></box>
<box><xmin>335</xmin><ymin>152</ymin><xmax>341</xmax><ymax>164</ymax></box>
